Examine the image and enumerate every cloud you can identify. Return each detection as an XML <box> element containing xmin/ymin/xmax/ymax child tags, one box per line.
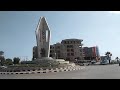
<box><xmin>108</xmin><ymin>11</ymin><xmax>120</xmax><ymax>14</ymax></box>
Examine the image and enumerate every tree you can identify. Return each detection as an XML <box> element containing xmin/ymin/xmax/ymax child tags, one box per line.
<box><xmin>0</xmin><ymin>51</ymin><xmax>4</xmax><ymax>56</ymax></box>
<box><xmin>13</xmin><ymin>57</ymin><xmax>20</xmax><ymax>64</ymax></box>
<box><xmin>105</xmin><ymin>51</ymin><xmax>112</xmax><ymax>64</ymax></box>
<box><xmin>0</xmin><ymin>51</ymin><xmax>5</xmax><ymax>66</ymax></box>
<box><xmin>0</xmin><ymin>56</ymin><xmax>5</xmax><ymax>66</ymax></box>
<box><xmin>5</xmin><ymin>58</ymin><xmax>13</xmax><ymax>65</ymax></box>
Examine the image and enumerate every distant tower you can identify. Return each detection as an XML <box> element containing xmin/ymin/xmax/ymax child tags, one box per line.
<box><xmin>35</xmin><ymin>17</ymin><xmax>51</xmax><ymax>59</ymax></box>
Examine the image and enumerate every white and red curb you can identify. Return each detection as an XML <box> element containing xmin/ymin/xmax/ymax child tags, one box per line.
<box><xmin>0</xmin><ymin>66</ymin><xmax>85</xmax><ymax>74</ymax></box>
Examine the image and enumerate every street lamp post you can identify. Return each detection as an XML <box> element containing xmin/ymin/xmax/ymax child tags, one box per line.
<box><xmin>75</xmin><ymin>58</ymin><xmax>78</xmax><ymax>64</ymax></box>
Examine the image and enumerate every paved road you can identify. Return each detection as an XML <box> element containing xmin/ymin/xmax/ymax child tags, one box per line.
<box><xmin>0</xmin><ymin>64</ymin><xmax>120</xmax><ymax>79</ymax></box>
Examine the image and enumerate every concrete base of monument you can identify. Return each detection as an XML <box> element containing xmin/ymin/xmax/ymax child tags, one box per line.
<box><xmin>54</xmin><ymin>59</ymin><xmax>69</xmax><ymax>64</ymax></box>
<box><xmin>31</xmin><ymin>57</ymin><xmax>77</xmax><ymax>68</ymax></box>
<box><xmin>34</xmin><ymin>57</ymin><xmax>54</xmax><ymax>61</ymax></box>
<box><xmin>33</xmin><ymin>57</ymin><xmax>70</xmax><ymax>65</ymax></box>
<box><xmin>0</xmin><ymin>57</ymin><xmax>81</xmax><ymax>74</ymax></box>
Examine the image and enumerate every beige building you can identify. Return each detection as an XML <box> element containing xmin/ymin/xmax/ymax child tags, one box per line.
<box><xmin>50</xmin><ymin>39</ymin><xmax>84</xmax><ymax>62</ymax></box>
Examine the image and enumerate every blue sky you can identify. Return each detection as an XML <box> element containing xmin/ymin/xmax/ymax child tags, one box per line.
<box><xmin>0</xmin><ymin>11</ymin><xmax>120</xmax><ymax>60</ymax></box>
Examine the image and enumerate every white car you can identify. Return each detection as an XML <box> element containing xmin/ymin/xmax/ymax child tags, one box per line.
<box><xmin>91</xmin><ymin>60</ymin><xmax>96</xmax><ymax>64</ymax></box>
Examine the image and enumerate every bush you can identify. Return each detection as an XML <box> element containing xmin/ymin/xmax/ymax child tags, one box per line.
<box><xmin>13</xmin><ymin>57</ymin><xmax>20</xmax><ymax>64</ymax></box>
<box><xmin>5</xmin><ymin>58</ymin><xmax>13</xmax><ymax>65</ymax></box>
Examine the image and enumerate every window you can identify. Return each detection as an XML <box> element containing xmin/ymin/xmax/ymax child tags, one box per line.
<box><xmin>67</xmin><ymin>45</ymin><xmax>73</xmax><ymax>48</ymax></box>
<box><xmin>74</xmin><ymin>41</ymin><xmax>75</xmax><ymax>44</ymax></box>
<box><xmin>67</xmin><ymin>45</ymin><xmax>69</xmax><ymax>48</ymax></box>
<box><xmin>67</xmin><ymin>53</ymin><xmax>70</xmax><ymax>56</ymax></box>
<box><xmin>70</xmin><ymin>45</ymin><xmax>73</xmax><ymax>48</ymax></box>
<box><xmin>50</xmin><ymin>54</ymin><xmax>52</xmax><ymax>57</ymax></box>
<box><xmin>80</xmin><ymin>49</ymin><xmax>82</xmax><ymax>52</ymax></box>
<box><xmin>66</xmin><ymin>41</ymin><xmax>68</xmax><ymax>44</ymax></box>
<box><xmin>50</xmin><ymin>46</ymin><xmax>52</xmax><ymax>49</ymax></box>
<box><xmin>57</xmin><ymin>46</ymin><xmax>60</xmax><ymax>49</ymax></box>
<box><xmin>57</xmin><ymin>50</ymin><xmax>60</xmax><ymax>53</ymax></box>
<box><xmin>71</xmin><ymin>53</ymin><xmax>74</xmax><ymax>56</ymax></box>
<box><xmin>58</xmin><ymin>54</ymin><xmax>60</xmax><ymax>58</ymax></box>
<box><xmin>66</xmin><ymin>57</ymin><xmax>70</xmax><ymax>60</ymax></box>
<box><xmin>67</xmin><ymin>49</ymin><xmax>70</xmax><ymax>52</ymax></box>
<box><xmin>71</xmin><ymin>49</ymin><xmax>74</xmax><ymax>52</ymax></box>
<box><xmin>76</xmin><ymin>57</ymin><xmax>80</xmax><ymax>60</ymax></box>
<box><xmin>77</xmin><ymin>41</ymin><xmax>79</xmax><ymax>44</ymax></box>
<box><xmin>50</xmin><ymin>50</ymin><xmax>55</xmax><ymax>53</ymax></box>
<box><xmin>66</xmin><ymin>41</ymin><xmax>69</xmax><ymax>44</ymax></box>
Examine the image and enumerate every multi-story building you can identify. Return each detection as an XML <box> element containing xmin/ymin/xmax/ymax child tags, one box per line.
<box><xmin>33</xmin><ymin>38</ymin><xmax>84</xmax><ymax>62</ymax></box>
<box><xmin>50</xmin><ymin>43</ymin><xmax>63</xmax><ymax>59</ymax></box>
<box><xmin>83</xmin><ymin>46</ymin><xmax>100</xmax><ymax>61</ymax></box>
<box><xmin>49</xmin><ymin>39</ymin><xmax>84</xmax><ymax>62</ymax></box>
<box><xmin>61</xmin><ymin>39</ymin><xmax>84</xmax><ymax>61</ymax></box>
<box><xmin>32</xmin><ymin>46</ymin><xmax>38</xmax><ymax>60</ymax></box>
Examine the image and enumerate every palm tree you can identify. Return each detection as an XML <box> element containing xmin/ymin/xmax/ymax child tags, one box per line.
<box><xmin>105</xmin><ymin>51</ymin><xmax>112</xmax><ymax>64</ymax></box>
<box><xmin>116</xmin><ymin>57</ymin><xmax>119</xmax><ymax>63</ymax></box>
<box><xmin>13</xmin><ymin>57</ymin><xmax>20</xmax><ymax>64</ymax></box>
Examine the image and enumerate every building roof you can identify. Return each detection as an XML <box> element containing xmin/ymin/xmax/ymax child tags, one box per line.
<box><xmin>61</xmin><ymin>38</ymin><xmax>83</xmax><ymax>42</ymax></box>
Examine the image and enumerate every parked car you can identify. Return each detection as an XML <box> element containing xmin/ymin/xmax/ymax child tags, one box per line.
<box><xmin>100</xmin><ymin>59</ymin><xmax>109</xmax><ymax>65</ymax></box>
<box><xmin>79</xmin><ymin>63</ymin><xmax>84</xmax><ymax>66</ymax></box>
<box><xmin>91</xmin><ymin>60</ymin><xmax>96</xmax><ymax>64</ymax></box>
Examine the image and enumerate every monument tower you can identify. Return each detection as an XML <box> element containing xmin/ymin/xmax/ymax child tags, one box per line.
<box><xmin>35</xmin><ymin>17</ymin><xmax>51</xmax><ymax>59</ymax></box>
<box><xmin>32</xmin><ymin>17</ymin><xmax>70</xmax><ymax>65</ymax></box>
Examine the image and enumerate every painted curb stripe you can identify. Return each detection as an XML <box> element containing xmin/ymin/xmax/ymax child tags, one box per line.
<box><xmin>0</xmin><ymin>67</ymin><xmax>85</xmax><ymax>74</ymax></box>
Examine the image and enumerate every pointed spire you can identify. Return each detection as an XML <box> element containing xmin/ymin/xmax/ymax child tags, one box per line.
<box><xmin>35</xmin><ymin>17</ymin><xmax>51</xmax><ymax>58</ymax></box>
<box><xmin>36</xmin><ymin>17</ymin><xmax>49</xmax><ymax>33</ymax></box>
<box><xmin>39</xmin><ymin>17</ymin><xmax>49</xmax><ymax>30</ymax></box>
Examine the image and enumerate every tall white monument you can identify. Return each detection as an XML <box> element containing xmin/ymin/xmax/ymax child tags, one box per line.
<box><xmin>35</xmin><ymin>17</ymin><xmax>51</xmax><ymax>59</ymax></box>
<box><xmin>34</xmin><ymin>17</ymin><xmax>69</xmax><ymax>65</ymax></box>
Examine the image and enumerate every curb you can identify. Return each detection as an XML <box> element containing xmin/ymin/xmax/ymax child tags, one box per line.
<box><xmin>0</xmin><ymin>66</ymin><xmax>85</xmax><ymax>75</ymax></box>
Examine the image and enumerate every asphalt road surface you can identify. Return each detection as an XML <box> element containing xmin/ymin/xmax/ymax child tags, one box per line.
<box><xmin>0</xmin><ymin>64</ymin><xmax>120</xmax><ymax>79</ymax></box>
